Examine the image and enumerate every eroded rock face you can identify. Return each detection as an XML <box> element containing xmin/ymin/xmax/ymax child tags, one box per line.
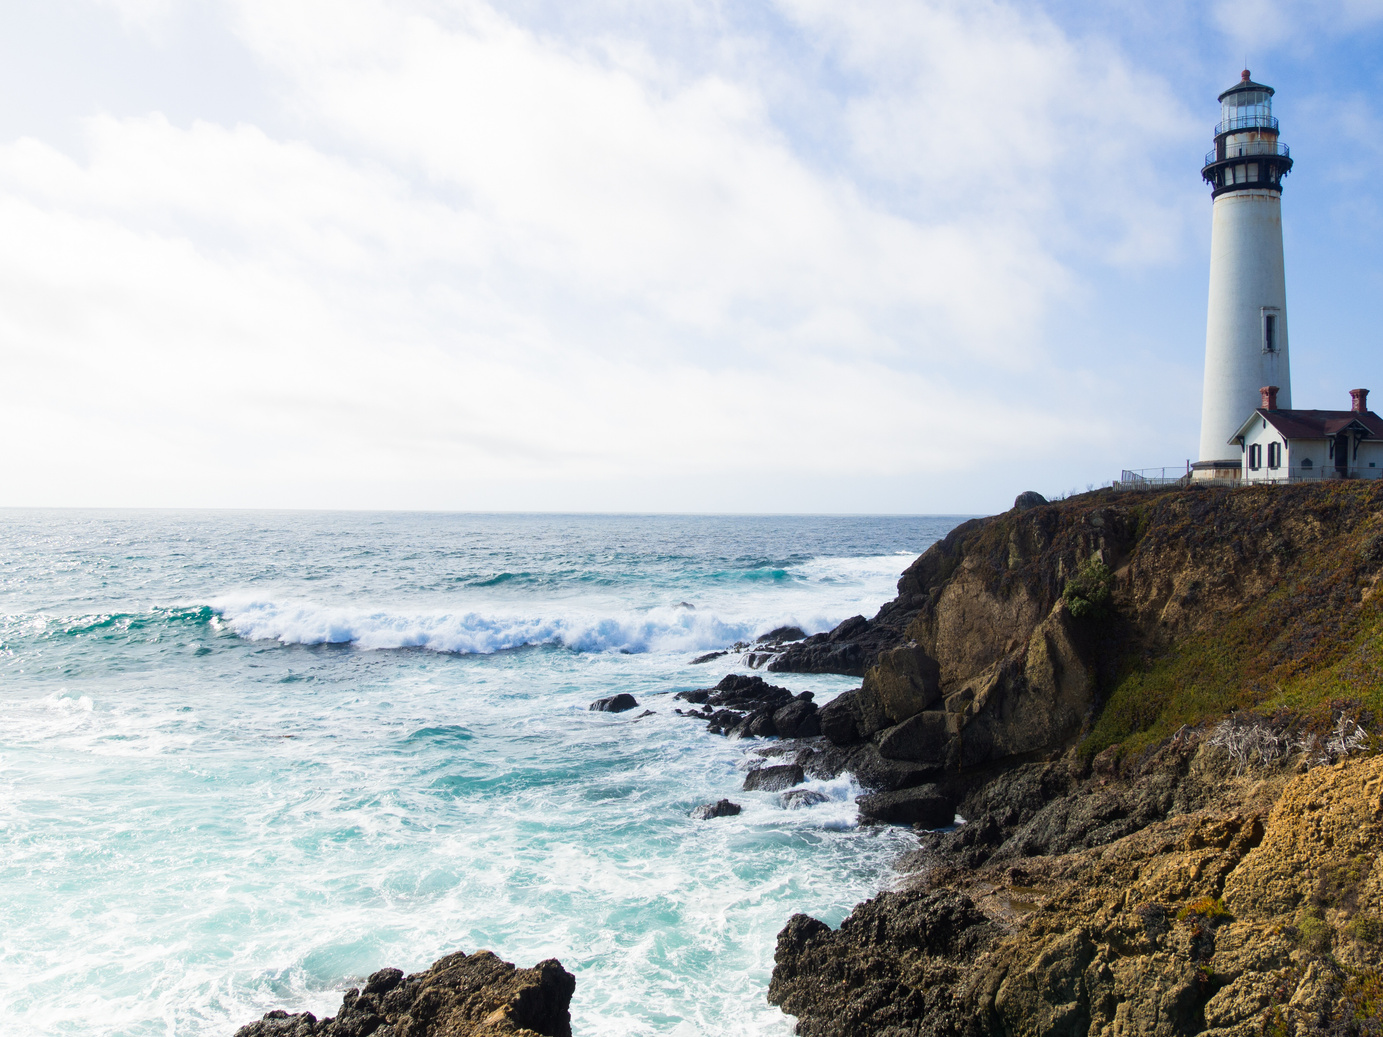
<box><xmin>775</xmin><ymin>484</ymin><xmax>1383</xmax><ymax>779</ymax></box>
<box><xmin>234</xmin><ymin>949</ymin><xmax>576</xmax><ymax>1037</ymax></box>
<box><xmin>771</xmin><ymin>746</ymin><xmax>1383</xmax><ymax>1037</ymax></box>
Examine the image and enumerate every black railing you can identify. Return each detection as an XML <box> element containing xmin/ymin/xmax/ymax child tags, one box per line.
<box><xmin>1216</xmin><ymin>113</ymin><xmax>1278</xmax><ymax>135</ymax></box>
<box><xmin>1203</xmin><ymin>141</ymin><xmax>1290</xmax><ymax>167</ymax></box>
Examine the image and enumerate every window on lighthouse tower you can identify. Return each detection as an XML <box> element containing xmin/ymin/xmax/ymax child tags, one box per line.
<box><xmin>1264</xmin><ymin>313</ymin><xmax>1277</xmax><ymax>352</ymax></box>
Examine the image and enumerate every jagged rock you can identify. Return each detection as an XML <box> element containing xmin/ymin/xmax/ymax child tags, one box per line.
<box><xmin>856</xmin><ymin>785</ymin><xmax>953</xmax><ymax>827</ymax></box>
<box><xmin>768</xmin><ymin>889</ymin><xmax>999</xmax><ymax>1037</ymax></box>
<box><xmin>233</xmin><ymin>949</ymin><xmax>575</xmax><ymax>1037</ymax></box>
<box><xmin>771</xmin><ymin>694</ymin><xmax>819</xmax><ymax>738</ymax></box>
<box><xmin>772</xmin><ymin>747</ymin><xmax>1383</xmax><ymax>1037</ymax></box>
<box><xmin>689</xmin><ymin>650</ymin><xmax>727</xmax><ymax>665</ymax></box>
<box><xmin>816</xmin><ymin>694</ymin><xmax>863</xmax><ymax>746</ymax></box>
<box><xmin>781</xmin><ymin>789</ymin><xmax>830</xmax><ymax>809</ymax></box>
<box><xmin>876</xmin><ymin>710</ymin><xmax>953</xmax><ymax>764</ymax></box>
<box><xmin>690</xmin><ymin>799</ymin><xmax>742</xmax><ymax>820</ymax></box>
<box><xmin>743</xmin><ymin>764</ymin><xmax>805</xmax><ymax>792</ymax></box>
<box><xmin>757</xmin><ymin>625</ymin><xmax>807</xmax><ymax>644</ymax></box>
<box><xmin>589</xmin><ymin>693</ymin><xmax>638</xmax><ymax>713</ymax></box>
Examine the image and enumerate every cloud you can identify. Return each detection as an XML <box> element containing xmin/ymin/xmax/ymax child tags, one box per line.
<box><xmin>0</xmin><ymin>0</ymin><xmax>1236</xmax><ymax>509</ymax></box>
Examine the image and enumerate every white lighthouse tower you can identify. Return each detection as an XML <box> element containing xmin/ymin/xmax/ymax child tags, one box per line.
<box><xmin>1195</xmin><ymin>70</ymin><xmax>1294</xmax><ymax>474</ymax></box>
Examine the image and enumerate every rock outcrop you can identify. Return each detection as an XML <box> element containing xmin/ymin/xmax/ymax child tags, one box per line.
<box><xmin>234</xmin><ymin>950</ymin><xmax>575</xmax><ymax>1037</ymax></box>
<box><xmin>772</xmin><ymin>740</ymin><xmax>1383</xmax><ymax>1037</ymax></box>
<box><xmin>772</xmin><ymin>483</ymin><xmax>1383</xmax><ymax>776</ymax></box>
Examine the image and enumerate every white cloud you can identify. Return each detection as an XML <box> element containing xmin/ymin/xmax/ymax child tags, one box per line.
<box><xmin>0</xmin><ymin>0</ymin><xmax>1242</xmax><ymax>510</ymax></box>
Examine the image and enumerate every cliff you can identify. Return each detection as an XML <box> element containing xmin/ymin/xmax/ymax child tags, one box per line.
<box><xmin>774</xmin><ymin>482</ymin><xmax>1383</xmax><ymax>771</ymax></box>
<box><xmin>767</xmin><ymin>483</ymin><xmax>1383</xmax><ymax>1037</ymax></box>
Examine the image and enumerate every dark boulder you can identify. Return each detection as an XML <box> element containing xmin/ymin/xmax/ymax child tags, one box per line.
<box><xmin>706</xmin><ymin>674</ymin><xmax>794</xmax><ymax>710</ymax></box>
<box><xmin>690</xmin><ymin>799</ymin><xmax>742</xmax><ymax>820</ymax></box>
<box><xmin>768</xmin><ymin>889</ymin><xmax>998</xmax><ymax>1037</ymax></box>
<box><xmin>233</xmin><ymin>949</ymin><xmax>576</xmax><ymax>1037</ymax></box>
<box><xmin>1014</xmin><ymin>490</ymin><xmax>1048</xmax><ymax>511</ymax></box>
<box><xmin>689</xmin><ymin>650</ymin><xmax>728</xmax><ymax>665</ymax></box>
<box><xmin>589</xmin><ymin>693</ymin><xmax>639</xmax><ymax>713</ymax></box>
<box><xmin>743</xmin><ymin>764</ymin><xmax>805</xmax><ymax>792</ymax></box>
<box><xmin>856</xmin><ymin>785</ymin><xmax>954</xmax><ymax>827</ymax></box>
<box><xmin>771</xmin><ymin>694</ymin><xmax>820</xmax><ymax>738</ymax></box>
<box><xmin>757</xmin><ymin>625</ymin><xmax>807</xmax><ymax>644</ymax></box>
<box><xmin>817</xmin><ymin>694</ymin><xmax>864</xmax><ymax>746</ymax></box>
<box><xmin>876</xmin><ymin>710</ymin><xmax>953</xmax><ymax>765</ymax></box>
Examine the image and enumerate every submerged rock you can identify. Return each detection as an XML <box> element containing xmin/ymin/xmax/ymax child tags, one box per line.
<box><xmin>233</xmin><ymin>949</ymin><xmax>575</xmax><ymax>1037</ymax></box>
<box><xmin>690</xmin><ymin>799</ymin><xmax>742</xmax><ymax>820</ymax></box>
<box><xmin>743</xmin><ymin>764</ymin><xmax>804</xmax><ymax>792</ymax></box>
<box><xmin>781</xmin><ymin>789</ymin><xmax>830</xmax><ymax>809</ymax></box>
<box><xmin>589</xmin><ymin>693</ymin><xmax>639</xmax><ymax>713</ymax></box>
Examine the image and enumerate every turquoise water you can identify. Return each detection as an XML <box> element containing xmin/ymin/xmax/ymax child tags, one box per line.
<box><xmin>0</xmin><ymin>511</ymin><xmax>958</xmax><ymax>1035</ymax></box>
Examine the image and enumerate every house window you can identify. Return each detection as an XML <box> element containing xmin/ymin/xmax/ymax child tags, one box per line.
<box><xmin>1264</xmin><ymin>313</ymin><xmax>1277</xmax><ymax>352</ymax></box>
<box><xmin>1248</xmin><ymin>444</ymin><xmax>1262</xmax><ymax>470</ymax></box>
<box><xmin>1302</xmin><ymin>458</ymin><xmax>1314</xmax><ymax>469</ymax></box>
<box><xmin>1268</xmin><ymin>442</ymin><xmax>1282</xmax><ymax>470</ymax></box>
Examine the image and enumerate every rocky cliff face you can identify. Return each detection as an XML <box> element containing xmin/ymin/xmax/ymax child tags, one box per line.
<box><xmin>771</xmin><ymin>739</ymin><xmax>1383</xmax><ymax>1037</ymax></box>
<box><xmin>767</xmin><ymin>482</ymin><xmax>1383</xmax><ymax>1037</ymax></box>
<box><xmin>775</xmin><ymin>483</ymin><xmax>1383</xmax><ymax>776</ymax></box>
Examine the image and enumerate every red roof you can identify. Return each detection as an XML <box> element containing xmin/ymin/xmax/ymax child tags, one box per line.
<box><xmin>1257</xmin><ymin>409</ymin><xmax>1383</xmax><ymax>439</ymax></box>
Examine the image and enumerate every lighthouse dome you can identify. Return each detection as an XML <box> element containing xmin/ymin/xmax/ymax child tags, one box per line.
<box><xmin>1218</xmin><ymin>71</ymin><xmax>1275</xmax><ymax>134</ymax></box>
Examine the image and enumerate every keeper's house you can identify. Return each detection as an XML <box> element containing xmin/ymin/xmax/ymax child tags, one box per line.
<box><xmin>1232</xmin><ymin>387</ymin><xmax>1383</xmax><ymax>483</ymax></box>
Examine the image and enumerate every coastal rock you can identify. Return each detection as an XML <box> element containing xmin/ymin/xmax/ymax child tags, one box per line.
<box><xmin>768</xmin><ymin>889</ymin><xmax>999</xmax><ymax>1037</ymax></box>
<box><xmin>781</xmin><ymin>789</ymin><xmax>830</xmax><ymax>809</ymax></box>
<box><xmin>757</xmin><ymin>625</ymin><xmax>807</xmax><ymax>644</ymax></box>
<box><xmin>690</xmin><ymin>799</ymin><xmax>742</xmax><ymax>820</ymax></box>
<box><xmin>675</xmin><ymin>675</ymin><xmax>805</xmax><ymax>740</ymax></box>
<box><xmin>770</xmin><ymin>694</ymin><xmax>819</xmax><ymax>739</ymax></box>
<box><xmin>1014</xmin><ymin>490</ymin><xmax>1048</xmax><ymax>511</ymax></box>
<box><xmin>234</xmin><ymin>949</ymin><xmax>575</xmax><ymax>1037</ymax></box>
<box><xmin>689</xmin><ymin>650</ymin><xmax>728</xmax><ymax>665</ymax></box>
<box><xmin>771</xmin><ymin>745</ymin><xmax>1383</xmax><ymax>1037</ymax></box>
<box><xmin>856</xmin><ymin>785</ymin><xmax>953</xmax><ymax>827</ymax></box>
<box><xmin>589</xmin><ymin>693</ymin><xmax>638</xmax><ymax>713</ymax></box>
<box><xmin>743</xmin><ymin>764</ymin><xmax>804</xmax><ymax>792</ymax></box>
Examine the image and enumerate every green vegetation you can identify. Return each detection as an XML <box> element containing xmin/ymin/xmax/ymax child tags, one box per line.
<box><xmin>1082</xmin><ymin>482</ymin><xmax>1383</xmax><ymax>757</ymax></box>
<box><xmin>1062</xmin><ymin>558</ymin><xmax>1114</xmax><ymax>621</ymax></box>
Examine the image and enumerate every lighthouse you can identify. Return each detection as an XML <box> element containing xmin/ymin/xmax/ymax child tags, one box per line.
<box><xmin>1195</xmin><ymin>70</ymin><xmax>1294</xmax><ymax>474</ymax></box>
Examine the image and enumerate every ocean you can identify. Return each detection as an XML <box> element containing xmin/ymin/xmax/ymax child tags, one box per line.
<box><xmin>0</xmin><ymin>510</ymin><xmax>961</xmax><ymax>1036</ymax></box>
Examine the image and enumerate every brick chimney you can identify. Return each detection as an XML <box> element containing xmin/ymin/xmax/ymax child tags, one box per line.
<box><xmin>1260</xmin><ymin>385</ymin><xmax>1279</xmax><ymax>410</ymax></box>
<box><xmin>1351</xmin><ymin>388</ymin><xmax>1369</xmax><ymax>413</ymax></box>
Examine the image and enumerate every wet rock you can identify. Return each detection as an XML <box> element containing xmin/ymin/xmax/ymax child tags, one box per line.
<box><xmin>876</xmin><ymin>710</ymin><xmax>953</xmax><ymax>764</ymax></box>
<box><xmin>690</xmin><ymin>799</ymin><xmax>742</xmax><ymax>820</ymax></box>
<box><xmin>771</xmin><ymin>694</ymin><xmax>819</xmax><ymax>738</ymax></box>
<box><xmin>781</xmin><ymin>789</ymin><xmax>830</xmax><ymax>809</ymax></box>
<box><xmin>768</xmin><ymin>889</ymin><xmax>999</xmax><ymax>1037</ymax></box>
<box><xmin>589</xmin><ymin>693</ymin><xmax>639</xmax><ymax>713</ymax></box>
<box><xmin>689</xmin><ymin>650</ymin><xmax>727</xmax><ymax>665</ymax></box>
<box><xmin>743</xmin><ymin>764</ymin><xmax>805</xmax><ymax>792</ymax></box>
<box><xmin>856</xmin><ymin>785</ymin><xmax>954</xmax><ymax>827</ymax></box>
<box><xmin>757</xmin><ymin>625</ymin><xmax>807</xmax><ymax>644</ymax></box>
<box><xmin>817</xmin><ymin>694</ymin><xmax>863</xmax><ymax>746</ymax></box>
<box><xmin>233</xmin><ymin>949</ymin><xmax>575</xmax><ymax>1037</ymax></box>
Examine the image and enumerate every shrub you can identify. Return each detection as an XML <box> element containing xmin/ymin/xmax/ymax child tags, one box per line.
<box><xmin>1063</xmin><ymin>557</ymin><xmax>1114</xmax><ymax>621</ymax></box>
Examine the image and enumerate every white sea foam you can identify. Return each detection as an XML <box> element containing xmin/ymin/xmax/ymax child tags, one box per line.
<box><xmin>211</xmin><ymin>552</ymin><xmax>912</xmax><ymax>656</ymax></box>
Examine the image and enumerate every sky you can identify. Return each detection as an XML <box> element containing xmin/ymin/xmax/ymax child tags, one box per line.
<box><xmin>1</xmin><ymin>0</ymin><xmax>1381</xmax><ymax>514</ymax></box>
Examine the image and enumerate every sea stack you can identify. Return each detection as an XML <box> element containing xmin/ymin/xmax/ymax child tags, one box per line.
<box><xmin>1195</xmin><ymin>69</ymin><xmax>1294</xmax><ymax>478</ymax></box>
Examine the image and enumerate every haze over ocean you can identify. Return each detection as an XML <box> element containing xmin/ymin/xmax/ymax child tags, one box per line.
<box><xmin>0</xmin><ymin>510</ymin><xmax>962</xmax><ymax>1035</ymax></box>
